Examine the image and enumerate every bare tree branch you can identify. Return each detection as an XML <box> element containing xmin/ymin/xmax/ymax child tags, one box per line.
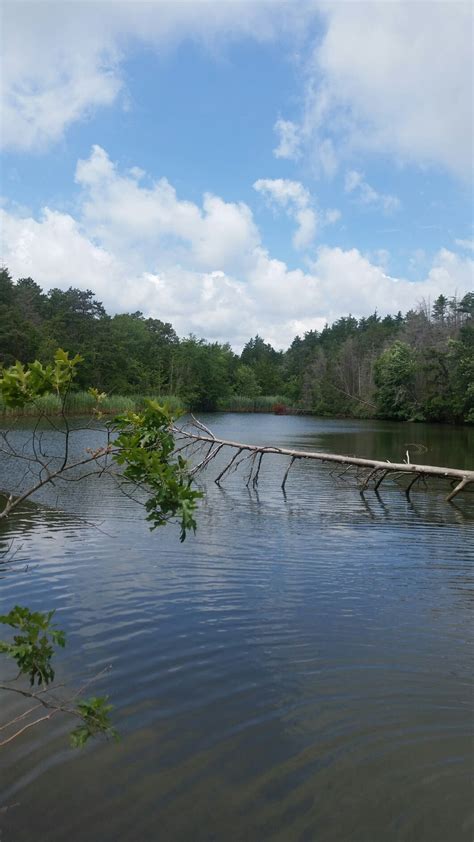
<box><xmin>174</xmin><ymin>424</ymin><xmax>474</xmax><ymax>503</ymax></box>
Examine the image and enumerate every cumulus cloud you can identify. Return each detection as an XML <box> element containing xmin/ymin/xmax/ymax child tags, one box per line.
<box><xmin>345</xmin><ymin>170</ymin><xmax>400</xmax><ymax>213</ymax></box>
<box><xmin>253</xmin><ymin>178</ymin><xmax>340</xmax><ymax>247</ymax></box>
<box><xmin>253</xmin><ymin>178</ymin><xmax>318</xmax><ymax>250</ymax></box>
<box><xmin>288</xmin><ymin>2</ymin><xmax>473</xmax><ymax>179</ymax></box>
<box><xmin>1</xmin><ymin>3</ymin><xmax>120</xmax><ymax>150</ymax></box>
<box><xmin>1</xmin><ymin>148</ymin><xmax>472</xmax><ymax>349</ymax></box>
<box><xmin>75</xmin><ymin>145</ymin><xmax>260</xmax><ymax>273</ymax></box>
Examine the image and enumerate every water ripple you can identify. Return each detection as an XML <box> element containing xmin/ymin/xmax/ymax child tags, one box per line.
<box><xmin>1</xmin><ymin>415</ymin><xmax>473</xmax><ymax>842</ymax></box>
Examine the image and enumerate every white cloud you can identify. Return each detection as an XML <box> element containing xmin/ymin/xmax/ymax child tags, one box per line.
<box><xmin>345</xmin><ymin>170</ymin><xmax>401</xmax><ymax>213</ymax></box>
<box><xmin>253</xmin><ymin>177</ymin><xmax>340</xmax><ymax>246</ymax></box>
<box><xmin>425</xmin><ymin>247</ymin><xmax>474</xmax><ymax>294</ymax></box>
<box><xmin>318</xmin><ymin>137</ymin><xmax>339</xmax><ymax>178</ymax></box>
<box><xmin>373</xmin><ymin>249</ymin><xmax>390</xmax><ymax>271</ymax></box>
<box><xmin>253</xmin><ymin>178</ymin><xmax>317</xmax><ymax>250</ymax></box>
<box><xmin>455</xmin><ymin>238</ymin><xmax>474</xmax><ymax>251</ymax></box>
<box><xmin>273</xmin><ymin>119</ymin><xmax>301</xmax><ymax>160</ymax></box>
<box><xmin>1</xmin><ymin>207</ymin><xmax>120</xmax><ymax>292</ymax></box>
<box><xmin>2</xmin><ymin>0</ymin><xmax>472</xmax><ymax>185</ymax></box>
<box><xmin>253</xmin><ymin>178</ymin><xmax>311</xmax><ymax>210</ymax></box>
<box><xmin>75</xmin><ymin>145</ymin><xmax>260</xmax><ymax>274</ymax></box>
<box><xmin>1</xmin><ymin>0</ymin><xmax>296</xmax><ymax>151</ymax></box>
<box><xmin>1</xmin><ymin>3</ymin><xmax>121</xmax><ymax>150</ymax></box>
<box><xmin>1</xmin><ymin>148</ymin><xmax>472</xmax><ymax>350</ymax></box>
<box><xmin>309</xmin><ymin>245</ymin><xmax>473</xmax><ymax>322</ymax></box>
<box><xmin>288</xmin><ymin>2</ymin><xmax>473</xmax><ymax>179</ymax></box>
<box><xmin>344</xmin><ymin>171</ymin><xmax>363</xmax><ymax>193</ymax></box>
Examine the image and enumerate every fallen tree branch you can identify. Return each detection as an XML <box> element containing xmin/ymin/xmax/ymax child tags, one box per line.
<box><xmin>174</xmin><ymin>423</ymin><xmax>474</xmax><ymax>503</ymax></box>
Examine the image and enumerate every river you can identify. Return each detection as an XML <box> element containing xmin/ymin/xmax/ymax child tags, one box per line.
<box><xmin>1</xmin><ymin>414</ymin><xmax>473</xmax><ymax>842</ymax></box>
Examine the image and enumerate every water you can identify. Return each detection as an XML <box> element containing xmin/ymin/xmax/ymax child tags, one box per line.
<box><xmin>0</xmin><ymin>414</ymin><xmax>473</xmax><ymax>842</ymax></box>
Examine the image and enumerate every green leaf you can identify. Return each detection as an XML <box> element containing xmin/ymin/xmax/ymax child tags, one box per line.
<box><xmin>0</xmin><ymin>605</ymin><xmax>66</xmax><ymax>685</ymax></box>
<box><xmin>69</xmin><ymin>696</ymin><xmax>117</xmax><ymax>748</ymax></box>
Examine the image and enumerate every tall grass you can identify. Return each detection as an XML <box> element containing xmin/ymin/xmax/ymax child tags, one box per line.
<box><xmin>0</xmin><ymin>392</ymin><xmax>187</xmax><ymax>418</ymax></box>
<box><xmin>0</xmin><ymin>393</ymin><xmax>63</xmax><ymax>417</ymax></box>
<box><xmin>217</xmin><ymin>394</ymin><xmax>293</xmax><ymax>412</ymax></box>
<box><xmin>0</xmin><ymin>390</ymin><xmax>302</xmax><ymax>417</ymax></box>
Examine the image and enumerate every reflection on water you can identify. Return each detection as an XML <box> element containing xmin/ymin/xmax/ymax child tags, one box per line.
<box><xmin>0</xmin><ymin>415</ymin><xmax>473</xmax><ymax>842</ymax></box>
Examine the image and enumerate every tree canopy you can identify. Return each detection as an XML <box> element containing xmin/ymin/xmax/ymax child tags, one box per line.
<box><xmin>0</xmin><ymin>267</ymin><xmax>472</xmax><ymax>422</ymax></box>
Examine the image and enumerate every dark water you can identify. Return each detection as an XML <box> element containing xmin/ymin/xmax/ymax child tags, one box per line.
<box><xmin>1</xmin><ymin>414</ymin><xmax>473</xmax><ymax>842</ymax></box>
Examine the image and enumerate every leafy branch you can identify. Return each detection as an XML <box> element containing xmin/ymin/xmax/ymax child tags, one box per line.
<box><xmin>0</xmin><ymin>350</ymin><xmax>202</xmax><ymax>747</ymax></box>
<box><xmin>112</xmin><ymin>400</ymin><xmax>202</xmax><ymax>540</ymax></box>
<box><xmin>0</xmin><ymin>606</ymin><xmax>116</xmax><ymax>747</ymax></box>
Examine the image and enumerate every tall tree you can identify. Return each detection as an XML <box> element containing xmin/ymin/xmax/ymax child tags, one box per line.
<box><xmin>374</xmin><ymin>341</ymin><xmax>418</xmax><ymax>420</ymax></box>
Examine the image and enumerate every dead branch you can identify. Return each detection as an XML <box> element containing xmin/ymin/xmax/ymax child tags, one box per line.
<box><xmin>189</xmin><ymin>414</ymin><xmax>216</xmax><ymax>439</ymax></box>
<box><xmin>245</xmin><ymin>452</ymin><xmax>258</xmax><ymax>487</ymax></box>
<box><xmin>174</xmin><ymin>424</ymin><xmax>474</xmax><ymax>503</ymax></box>
<box><xmin>189</xmin><ymin>443</ymin><xmax>223</xmax><ymax>476</ymax></box>
<box><xmin>374</xmin><ymin>469</ymin><xmax>389</xmax><ymax>491</ymax></box>
<box><xmin>405</xmin><ymin>472</ymin><xmax>423</xmax><ymax>499</ymax></box>
<box><xmin>252</xmin><ymin>452</ymin><xmax>264</xmax><ymax>488</ymax></box>
<box><xmin>0</xmin><ymin>445</ymin><xmax>115</xmax><ymax>520</ymax></box>
<box><xmin>446</xmin><ymin>477</ymin><xmax>470</xmax><ymax>503</ymax></box>
<box><xmin>215</xmin><ymin>448</ymin><xmax>242</xmax><ymax>485</ymax></box>
<box><xmin>281</xmin><ymin>456</ymin><xmax>296</xmax><ymax>491</ymax></box>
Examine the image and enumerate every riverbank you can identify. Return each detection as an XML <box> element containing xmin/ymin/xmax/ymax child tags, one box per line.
<box><xmin>0</xmin><ymin>391</ymin><xmax>187</xmax><ymax>418</ymax></box>
<box><xmin>1</xmin><ymin>391</ymin><xmax>471</xmax><ymax>425</ymax></box>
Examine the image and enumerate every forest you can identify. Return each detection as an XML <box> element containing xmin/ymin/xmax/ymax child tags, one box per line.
<box><xmin>0</xmin><ymin>267</ymin><xmax>473</xmax><ymax>423</ymax></box>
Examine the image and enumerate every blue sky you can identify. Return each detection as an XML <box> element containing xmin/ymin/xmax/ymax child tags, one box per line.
<box><xmin>1</xmin><ymin>1</ymin><xmax>473</xmax><ymax>348</ymax></box>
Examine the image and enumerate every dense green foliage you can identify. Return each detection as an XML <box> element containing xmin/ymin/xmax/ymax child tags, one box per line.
<box><xmin>0</xmin><ymin>348</ymin><xmax>83</xmax><ymax>407</ymax></box>
<box><xmin>1</xmin><ymin>267</ymin><xmax>472</xmax><ymax>422</ymax></box>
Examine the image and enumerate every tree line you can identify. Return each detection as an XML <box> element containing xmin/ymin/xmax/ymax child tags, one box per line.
<box><xmin>1</xmin><ymin>267</ymin><xmax>472</xmax><ymax>422</ymax></box>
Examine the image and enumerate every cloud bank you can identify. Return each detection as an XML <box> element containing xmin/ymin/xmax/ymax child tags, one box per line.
<box><xmin>2</xmin><ymin>147</ymin><xmax>472</xmax><ymax>350</ymax></box>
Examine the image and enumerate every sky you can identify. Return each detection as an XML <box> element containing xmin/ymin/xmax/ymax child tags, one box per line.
<box><xmin>1</xmin><ymin>0</ymin><xmax>473</xmax><ymax>350</ymax></box>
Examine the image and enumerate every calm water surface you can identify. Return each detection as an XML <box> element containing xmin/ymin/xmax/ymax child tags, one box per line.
<box><xmin>0</xmin><ymin>414</ymin><xmax>473</xmax><ymax>842</ymax></box>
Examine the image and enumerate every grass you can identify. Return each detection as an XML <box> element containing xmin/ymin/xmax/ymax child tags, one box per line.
<box><xmin>0</xmin><ymin>392</ymin><xmax>187</xmax><ymax>418</ymax></box>
<box><xmin>0</xmin><ymin>391</ymin><xmax>302</xmax><ymax>417</ymax></box>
